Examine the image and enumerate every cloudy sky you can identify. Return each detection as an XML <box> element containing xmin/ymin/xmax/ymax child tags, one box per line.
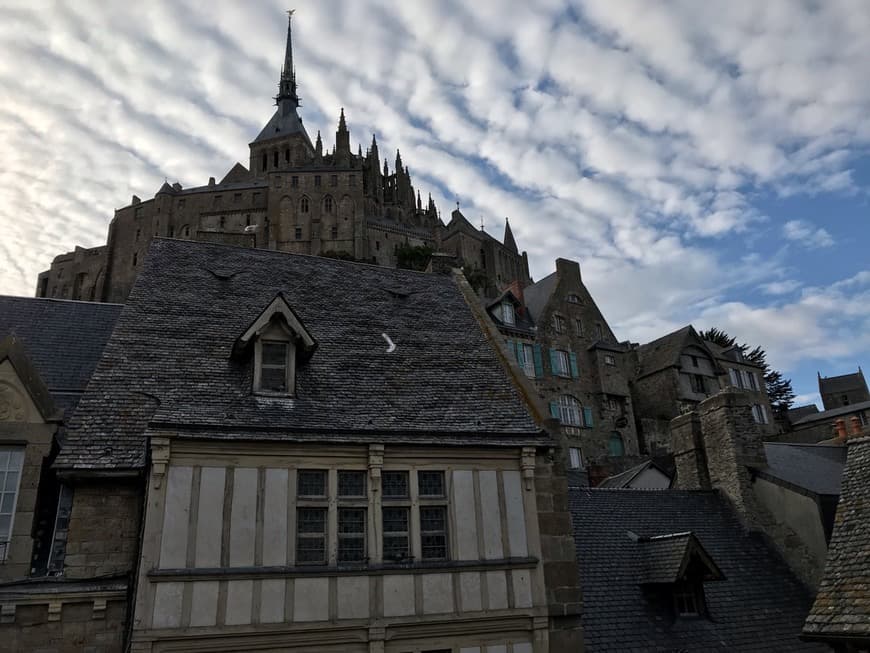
<box><xmin>2</xmin><ymin>0</ymin><xmax>868</xmax><ymax>406</ymax></box>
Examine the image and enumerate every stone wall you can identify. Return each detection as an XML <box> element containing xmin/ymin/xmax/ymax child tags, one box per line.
<box><xmin>534</xmin><ymin>451</ymin><xmax>584</xmax><ymax>653</ymax></box>
<box><xmin>64</xmin><ymin>479</ymin><xmax>142</xmax><ymax>579</ymax></box>
<box><xmin>1</xmin><ymin>596</ymin><xmax>127</xmax><ymax>653</ymax></box>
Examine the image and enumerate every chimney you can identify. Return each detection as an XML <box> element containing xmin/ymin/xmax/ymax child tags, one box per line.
<box><xmin>670</xmin><ymin>412</ymin><xmax>710</xmax><ymax>490</ymax></box>
<box><xmin>555</xmin><ymin>257</ymin><xmax>581</xmax><ymax>283</ymax></box>
<box><xmin>849</xmin><ymin>415</ymin><xmax>863</xmax><ymax>437</ymax></box>
<box><xmin>835</xmin><ymin>418</ymin><xmax>848</xmax><ymax>442</ymax></box>
<box><xmin>208</xmin><ymin>177</ymin><xmax>216</xmax><ymax>187</ymax></box>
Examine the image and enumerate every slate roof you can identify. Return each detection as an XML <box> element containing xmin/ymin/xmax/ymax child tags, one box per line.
<box><xmin>761</xmin><ymin>442</ymin><xmax>845</xmax><ymax>496</ymax></box>
<box><xmin>56</xmin><ymin>239</ymin><xmax>546</xmax><ymax>471</ymax></box>
<box><xmin>571</xmin><ymin>488</ymin><xmax>824</xmax><ymax>652</ymax></box>
<box><xmin>635</xmin><ymin>531</ymin><xmax>723</xmax><ymax>585</ymax></box>
<box><xmin>0</xmin><ymin>297</ymin><xmax>122</xmax><ymax>416</ymax></box>
<box><xmin>252</xmin><ymin>104</ymin><xmax>313</xmax><ymax>146</ymax></box>
<box><xmin>598</xmin><ymin>459</ymin><xmax>672</xmax><ymax>489</ymax></box>
<box><xmin>635</xmin><ymin>325</ymin><xmax>714</xmax><ymax>379</ymax></box>
<box><xmin>789</xmin><ymin>404</ymin><xmax>821</xmax><ymax>422</ymax></box>
<box><xmin>792</xmin><ymin>399</ymin><xmax>870</xmax><ymax>426</ymax></box>
<box><xmin>803</xmin><ymin>437</ymin><xmax>870</xmax><ymax>643</ymax></box>
<box><xmin>819</xmin><ymin>370</ymin><xmax>867</xmax><ymax>395</ymax></box>
<box><xmin>522</xmin><ymin>271</ymin><xmax>557</xmax><ymax>322</ymax></box>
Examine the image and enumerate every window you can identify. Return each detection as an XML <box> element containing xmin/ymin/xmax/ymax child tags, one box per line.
<box><xmin>420</xmin><ymin>506</ymin><xmax>447</xmax><ymax>560</ymax></box>
<box><xmin>259</xmin><ymin>341</ymin><xmax>290</xmax><ymax>393</ymax></box>
<box><xmin>324</xmin><ymin>196</ymin><xmax>334</xmax><ymax>213</ymax></box>
<box><xmin>382</xmin><ymin>471</ymin><xmax>409</xmax><ymax>498</ymax></box>
<box><xmin>0</xmin><ymin>449</ymin><xmax>24</xmax><ymax>561</ymax></box>
<box><xmin>842</xmin><ymin>395</ymin><xmax>850</xmax><ymax>406</ymax></box>
<box><xmin>517</xmin><ymin>342</ymin><xmax>536</xmax><ymax>378</ymax></box>
<box><xmin>261</xmin><ymin>153</ymin><xmax>267</xmax><ymax>171</ymax></box>
<box><xmin>604</xmin><ymin>354</ymin><xmax>616</xmax><ymax>366</ymax></box>
<box><xmin>608</xmin><ymin>432</ymin><xmax>625</xmax><ymax>456</ymax></box>
<box><xmin>558</xmin><ymin>395</ymin><xmax>582</xmax><ymax>426</ymax></box>
<box><xmin>298</xmin><ymin>470</ymin><xmax>326</xmax><ymax>497</ymax></box>
<box><xmin>569</xmin><ymin>447</ymin><xmax>582</xmax><ymax>469</ymax></box>
<box><xmin>574</xmin><ymin>318</ymin><xmax>583</xmax><ymax>336</ymax></box>
<box><xmin>338</xmin><ymin>508</ymin><xmax>366</xmax><ymax>563</ymax></box>
<box><xmin>48</xmin><ymin>484</ymin><xmax>73</xmax><ymax>574</ymax></box>
<box><xmin>552</xmin><ymin>314</ymin><xmax>566</xmax><ymax>334</ymax></box>
<box><xmin>349</xmin><ymin>174</ymin><xmax>357</xmax><ymax>186</ymax></box>
<box><xmin>729</xmin><ymin>368</ymin><xmax>741</xmax><ymax>388</ymax></box>
<box><xmin>743</xmin><ymin>370</ymin><xmax>759</xmax><ymax>391</ymax></box>
<box><xmin>295</xmin><ymin>227</ymin><xmax>302</xmax><ymax>240</ymax></box>
<box><xmin>595</xmin><ymin>323</ymin><xmax>604</xmax><ymax>340</ymax></box>
<box><xmin>274</xmin><ymin>176</ymin><xmax>283</xmax><ymax>188</ymax></box>
<box><xmin>501</xmin><ymin>302</ymin><xmax>515</xmax><ymax>325</ymax></box>
<box><xmin>273</xmin><ymin>151</ymin><xmax>279</xmax><ymax>167</ymax></box>
<box><xmin>552</xmin><ymin>349</ymin><xmax>571</xmax><ymax>377</ymax></box>
<box><xmin>418</xmin><ymin>471</ymin><xmax>444</xmax><ymax>497</ymax></box>
<box><xmin>690</xmin><ymin>374</ymin><xmax>706</xmax><ymax>394</ymax></box>
<box><xmin>330</xmin><ymin>175</ymin><xmax>338</xmax><ymax>187</ymax></box>
<box><xmin>674</xmin><ymin>581</ymin><xmax>702</xmax><ymax>616</ymax></box>
<box><xmin>178</xmin><ymin>199</ymin><xmax>186</xmax><ymax>209</ymax></box>
<box><xmin>291</xmin><ymin>176</ymin><xmax>299</xmax><ymax>188</ymax></box>
<box><xmin>338</xmin><ymin>470</ymin><xmax>366</xmax><ymax>497</ymax></box>
<box><xmin>234</xmin><ymin>193</ymin><xmax>242</xmax><ymax>203</ymax></box>
<box><xmin>252</xmin><ymin>192</ymin><xmax>261</xmax><ymax>204</ymax></box>
<box><xmin>691</xmin><ymin>355</ymin><xmax>699</xmax><ymax>367</ymax></box>
<box><xmin>330</xmin><ymin>226</ymin><xmax>338</xmax><ymax>239</ymax></box>
<box><xmin>382</xmin><ymin>507</ymin><xmax>410</xmax><ymax>561</ymax></box>
<box><xmin>314</xmin><ymin>175</ymin><xmax>321</xmax><ymax>187</ymax></box>
<box><xmin>567</xmin><ymin>293</ymin><xmax>581</xmax><ymax>304</ymax></box>
<box><xmin>752</xmin><ymin>404</ymin><xmax>769</xmax><ymax>425</ymax></box>
<box><xmin>296</xmin><ymin>507</ymin><xmax>327</xmax><ymax>564</ymax></box>
<box><xmin>300</xmin><ymin>197</ymin><xmax>309</xmax><ymax>213</ymax></box>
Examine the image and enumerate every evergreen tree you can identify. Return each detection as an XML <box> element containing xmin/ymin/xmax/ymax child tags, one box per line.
<box><xmin>699</xmin><ymin>328</ymin><xmax>795</xmax><ymax>413</ymax></box>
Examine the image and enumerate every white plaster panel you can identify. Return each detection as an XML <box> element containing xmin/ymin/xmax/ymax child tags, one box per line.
<box><xmin>293</xmin><ymin>577</ymin><xmax>329</xmax><ymax>622</ymax></box>
<box><xmin>194</xmin><ymin>467</ymin><xmax>225</xmax><ymax>567</ymax></box>
<box><xmin>479</xmin><ymin>470</ymin><xmax>504</xmax><ymax>559</ymax></box>
<box><xmin>511</xmin><ymin>569</ymin><xmax>533</xmax><ymax>608</ymax></box>
<box><xmin>189</xmin><ymin>581</ymin><xmax>219</xmax><ymax>627</ymax></box>
<box><xmin>486</xmin><ymin>570</ymin><xmax>508</xmax><ymax>610</ymax></box>
<box><xmin>459</xmin><ymin>571</ymin><xmax>482</xmax><ymax>612</ymax></box>
<box><xmin>152</xmin><ymin>582</ymin><xmax>184</xmax><ymax>628</ymax></box>
<box><xmin>225</xmin><ymin>579</ymin><xmax>253</xmax><ymax>625</ymax></box>
<box><xmin>337</xmin><ymin>576</ymin><xmax>370</xmax><ymax>620</ymax></box>
<box><xmin>459</xmin><ymin>648</ymin><xmax>481</xmax><ymax>653</ymax></box>
<box><xmin>485</xmin><ymin>646</ymin><xmax>507</xmax><ymax>653</ymax></box>
<box><xmin>260</xmin><ymin>578</ymin><xmax>286</xmax><ymax>624</ymax></box>
<box><xmin>263</xmin><ymin>468</ymin><xmax>289</xmax><ymax>566</ymax></box>
<box><xmin>452</xmin><ymin>470</ymin><xmax>478</xmax><ymax>560</ymax></box>
<box><xmin>513</xmin><ymin>643</ymin><xmax>533</xmax><ymax>653</ymax></box>
<box><xmin>229</xmin><ymin>467</ymin><xmax>257</xmax><ymax>566</ymax></box>
<box><xmin>502</xmin><ymin>471</ymin><xmax>528</xmax><ymax>558</ymax></box>
<box><xmin>383</xmin><ymin>574</ymin><xmax>416</xmax><ymax>617</ymax></box>
<box><xmin>159</xmin><ymin>466</ymin><xmax>192</xmax><ymax>568</ymax></box>
<box><xmin>422</xmin><ymin>573</ymin><xmax>453</xmax><ymax>614</ymax></box>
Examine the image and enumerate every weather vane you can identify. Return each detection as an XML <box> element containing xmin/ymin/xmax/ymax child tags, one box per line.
<box><xmin>287</xmin><ymin>9</ymin><xmax>295</xmax><ymax>17</ymax></box>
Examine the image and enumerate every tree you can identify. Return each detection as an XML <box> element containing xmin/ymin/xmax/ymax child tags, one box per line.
<box><xmin>395</xmin><ymin>244</ymin><xmax>435</xmax><ymax>271</ymax></box>
<box><xmin>699</xmin><ymin>328</ymin><xmax>796</xmax><ymax>414</ymax></box>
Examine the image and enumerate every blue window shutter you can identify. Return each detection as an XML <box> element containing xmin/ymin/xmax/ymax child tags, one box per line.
<box><xmin>515</xmin><ymin>341</ymin><xmax>524</xmax><ymax>365</ymax></box>
<box><xmin>549</xmin><ymin>401</ymin><xmax>560</xmax><ymax>419</ymax></box>
<box><xmin>506</xmin><ymin>339</ymin><xmax>515</xmax><ymax>360</ymax></box>
<box><xmin>533</xmin><ymin>344</ymin><xmax>543</xmax><ymax>377</ymax></box>
<box><xmin>549</xmin><ymin>349</ymin><xmax>559</xmax><ymax>376</ymax></box>
<box><xmin>583</xmin><ymin>407</ymin><xmax>594</xmax><ymax>427</ymax></box>
<box><xmin>569</xmin><ymin>352</ymin><xmax>579</xmax><ymax>378</ymax></box>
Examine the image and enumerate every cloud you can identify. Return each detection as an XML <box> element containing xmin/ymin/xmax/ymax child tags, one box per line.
<box><xmin>759</xmin><ymin>279</ymin><xmax>802</xmax><ymax>295</ymax></box>
<box><xmin>783</xmin><ymin>219</ymin><xmax>835</xmax><ymax>248</ymax></box>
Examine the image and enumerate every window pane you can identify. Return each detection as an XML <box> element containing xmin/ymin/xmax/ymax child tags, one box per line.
<box><xmin>382</xmin><ymin>507</ymin><xmax>408</xmax><ymax>532</ymax></box>
<box><xmin>383</xmin><ymin>506</ymin><xmax>410</xmax><ymax>560</ymax></box>
<box><xmin>0</xmin><ymin>493</ymin><xmax>14</xmax><ymax>513</ymax></box>
<box><xmin>297</xmin><ymin>507</ymin><xmax>326</xmax><ymax>533</ymax></box>
<box><xmin>262</xmin><ymin>342</ymin><xmax>287</xmax><ymax>366</ymax></box>
<box><xmin>260</xmin><ymin>366</ymin><xmax>287</xmax><ymax>392</ymax></box>
<box><xmin>4</xmin><ymin>471</ymin><xmax>18</xmax><ymax>492</ymax></box>
<box><xmin>296</xmin><ymin>536</ymin><xmax>325</xmax><ymax>563</ymax></box>
<box><xmin>338</xmin><ymin>471</ymin><xmax>366</xmax><ymax>497</ymax></box>
<box><xmin>338</xmin><ymin>508</ymin><xmax>366</xmax><ymax>562</ymax></box>
<box><xmin>420</xmin><ymin>506</ymin><xmax>447</xmax><ymax>560</ymax></box>
<box><xmin>297</xmin><ymin>470</ymin><xmax>326</xmax><ymax>497</ymax></box>
<box><xmin>382</xmin><ymin>471</ymin><xmax>409</xmax><ymax>498</ymax></box>
<box><xmin>383</xmin><ymin>535</ymin><xmax>409</xmax><ymax>560</ymax></box>
<box><xmin>420</xmin><ymin>506</ymin><xmax>445</xmax><ymax>531</ymax></box>
<box><xmin>418</xmin><ymin>471</ymin><xmax>445</xmax><ymax>497</ymax></box>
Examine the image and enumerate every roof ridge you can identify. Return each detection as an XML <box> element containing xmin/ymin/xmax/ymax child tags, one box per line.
<box><xmin>0</xmin><ymin>295</ymin><xmax>125</xmax><ymax>307</ymax></box>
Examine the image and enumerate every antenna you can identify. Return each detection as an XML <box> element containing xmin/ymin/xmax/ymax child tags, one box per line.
<box><xmin>480</xmin><ymin>215</ymin><xmax>485</xmax><ymax>231</ymax></box>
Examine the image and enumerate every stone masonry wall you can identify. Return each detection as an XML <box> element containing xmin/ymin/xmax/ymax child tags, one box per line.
<box><xmin>64</xmin><ymin>479</ymin><xmax>142</xmax><ymax>579</ymax></box>
<box><xmin>1</xmin><ymin>598</ymin><xmax>127</xmax><ymax>653</ymax></box>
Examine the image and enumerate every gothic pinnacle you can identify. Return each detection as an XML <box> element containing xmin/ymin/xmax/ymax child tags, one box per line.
<box><xmin>276</xmin><ymin>10</ymin><xmax>300</xmax><ymax>107</ymax></box>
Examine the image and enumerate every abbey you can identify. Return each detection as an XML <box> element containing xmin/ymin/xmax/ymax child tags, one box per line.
<box><xmin>35</xmin><ymin>16</ymin><xmax>529</xmax><ymax>305</ymax></box>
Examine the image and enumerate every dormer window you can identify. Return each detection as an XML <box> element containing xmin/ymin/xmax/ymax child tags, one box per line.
<box><xmin>258</xmin><ymin>341</ymin><xmax>291</xmax><ymax>393</ymax></box>
<box><xmin>234</xmin><ymin>294</ymin><xmax>318</xmax><ymax>398</ymax></box>
<box><xmin>501</xmin><ymin>301</ymin><xmax>515</xmax><ymax>325</ymax></box>
<box><xmin>673</xmin><ymin>580</ymin><xmax>703</xmax><ymax>616</ymax></box>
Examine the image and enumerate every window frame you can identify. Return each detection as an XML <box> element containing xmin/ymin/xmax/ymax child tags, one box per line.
<box><xmin>254</xmin><ymin>337</ymin><xmax>295</xmax><ymax>396</ymax></box>
<box><xmin>501</xmin><ymin>302</ymin><xmax>516</xmax><ymax>326</ymax></box>
<box><xmin>520</xmin><ymin>343</ymin><xmax>536</xmax><ymax>378</ymax></box>
<box><xmin>0</xmin><ymin>448</ymin><xmax>24</xmax><ymax>562</ymax></box>
<box><xmin>604</xmin><ymin>354</ymin><xmax>616</xmax><ymax>366</ymax></box>
<box><xmin>568</xmin><ymin>447</ymin><xmax>582</xmax><ymax>469</ymax></box>
<box><xmin>553</xmin><ymin>349</ymin><xmax>571</xmax><ymax>377</ymax></box>
<box><xmin>558</xmin><ymin>395</ymin><xmax>582</xmax><ymax>427</ymax></box>
<box><xmin>552</xmin><ymin>314</ymin><xmax>566</xmax><ymax>334</ymax></box>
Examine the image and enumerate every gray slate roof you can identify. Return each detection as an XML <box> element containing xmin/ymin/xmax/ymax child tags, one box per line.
<box><xmin>792</xmin><ymin>399</ymin><xmax>870</xmax><ymax>426</ymax></box>
<box><xmin>598</xmin><ymin>459</ymin><xmax>672</xmax><ymax>489</ymax></box>
<box><xmin>789</xmin><ymin>403</ymin><xmax>820</xmax><ymax>422</ymax></box>
<box><xmin>252</xmin><ymin>105</ymin><xmax>313</xmax><ymax>145</ymax></box>
<box><xmin>521</xmin><ymin>271</ymin><xmax>557</xmax><ymax>322</ymax></box>
<box><xmin>636</xmin><ymin>532</ymin><xmax>721</xmax><ymax>585</ymax></box>
<box><xmin>56</xmin><ymin>239</ymin><xmax>545</xmax><ymax>471</ymax></box>
<box><xmin>635</xmin><ymin>325</ymin><xmax>711</xmax><ymax>379</ymax></box>
<box><xmin>803</xmin><ymin>436</ymin><xmax>870</xmax><ymax>642</ymax></box>
<box><xmin>571</xmin><ymin>488</ymin><xmax>824</xmax><ymax>652</ymax></box>
<box><xmin>819</xmin><ymin>369</ymin><xmax>866</xmax><ymax>395</ymax></box>
<box><xmin>0</xmin><ymin>296</ymin><xmax>122</xmax><ymax>415</ymax></box>
<box><xmin>762</xmin><ymin>442</ymin><xmax>845</xmax><ymax>496</ymax></box>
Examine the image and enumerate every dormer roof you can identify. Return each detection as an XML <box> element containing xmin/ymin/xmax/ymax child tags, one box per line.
<box><xmin>630</xmin><ymin>530</ymin><xmax>725</xmax><ymax>585</ymax></box>
<box><xmin>233</xmin><ymin>293</ymin><xmax>317</xmax><ymax>359</ymax></box>
<box><xmin>0</xmin><ymin>334</ymin><xmax>61</xmax><ymax>422</ymax></box>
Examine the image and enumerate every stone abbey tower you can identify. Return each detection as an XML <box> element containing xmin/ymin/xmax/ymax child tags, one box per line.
<box><xmin>35</xmin><ymin>14</ymin><xmax>530</xmax><ymax>304</ymax></box>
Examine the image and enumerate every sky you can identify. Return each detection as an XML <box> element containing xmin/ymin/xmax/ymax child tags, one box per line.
<box><xmin>1</xmin><ymin>0</ymin><xmax>868</xmax><ymax>408</ymax></box>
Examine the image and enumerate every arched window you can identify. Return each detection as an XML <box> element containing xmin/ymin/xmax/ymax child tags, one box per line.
<box><xmin>558</xmin><ymin>396</ymin><xmax>581</xmax><ymax>426</ymax></box>
<box><xmin>608</xmin><ymin>432</ymin><xmax>625</xmax><ymax>457</ymax></box>
<box><xmin>273</xmin><ymin>151</ymin><xmax>279</xmax><ymax>168</ymax></box>
<box><xmin>300</xmin><ymin>197</ymin><xmax>310</xmax><ymax>213</ymax></box>
<box><xmin>324</xmin><ymin>196</ymin><xmax>334</xmax><ymax>213</ymax></box>
<box><xmin>285</xmin><ymin>148</ymin><xmax>290</xmax><ymax>163</ymax></box>
<box><xmin>261</xmin><ymin>153</ymin><xmax>267</xmax><ymax>171</ymax></box>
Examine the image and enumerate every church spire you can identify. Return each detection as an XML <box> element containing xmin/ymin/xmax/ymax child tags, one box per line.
<box><xmin>503</xmin><ymin>217</ymin><xmax>518</xmax><ymax>253</ymax></box>
<box><xmin>276</xmin><ymin>10</ymin><xmax>300</xmax><ymax>107</ymax></box>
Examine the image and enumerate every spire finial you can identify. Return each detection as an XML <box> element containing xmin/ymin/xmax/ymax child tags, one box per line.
<box><xmin>276</xmin><ymin>10</ymin><xmax>300</xmax><ymax>107</ymax></box>
<box><xmin>338</xmin><ymin>107</ymin><xmax>347</xmax><ymax>131</ymax></box>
